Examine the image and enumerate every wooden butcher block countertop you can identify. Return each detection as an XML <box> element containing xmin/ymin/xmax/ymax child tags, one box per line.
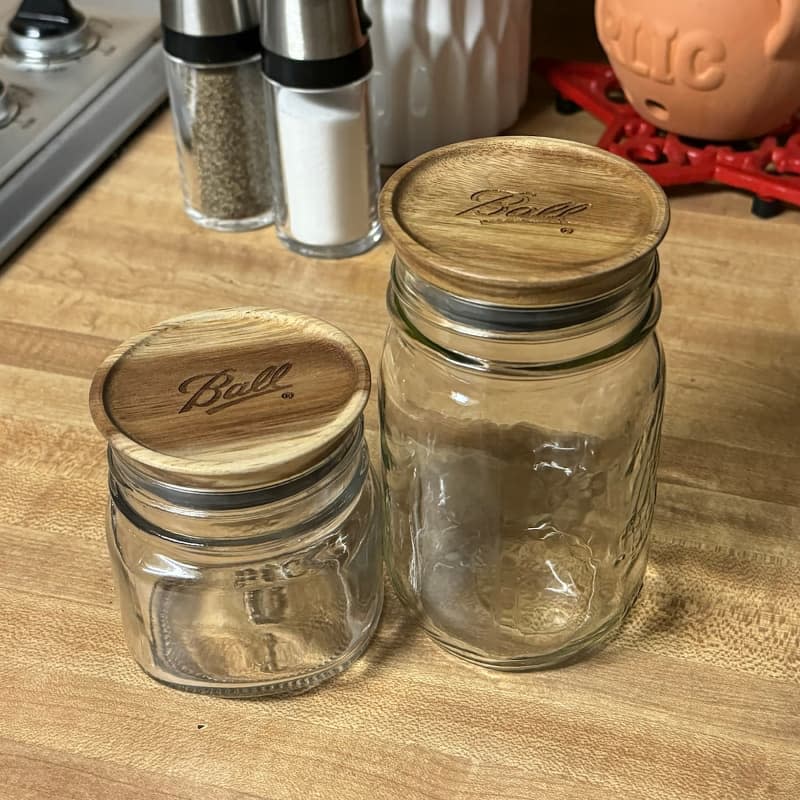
<box><xmin>1</xmin><ymin>12</ymin><xmax>799</xmax><ymax>800</ymax></box>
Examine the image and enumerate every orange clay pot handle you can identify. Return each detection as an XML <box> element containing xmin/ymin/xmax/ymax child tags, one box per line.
<box><xmin>767</xmin><ymin>0</ymin><xmax>800</xmax><ymax>59</ymax></box>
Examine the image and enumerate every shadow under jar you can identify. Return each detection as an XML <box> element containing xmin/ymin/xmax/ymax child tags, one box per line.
<box><xmin>378</xmin><ymin>137</ymin><xmax>670</xmax><ymax>670</ymax></box>
<box><xmin>90</xmin><ymin>308</ymin><xmax>383</xmax><ymax>696</ymax></box>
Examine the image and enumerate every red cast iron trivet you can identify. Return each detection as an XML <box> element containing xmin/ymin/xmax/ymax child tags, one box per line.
<box><xmin>534</xmin><ymin>59</ymin><xmax>800</xmax><ymax>218</ymax></box>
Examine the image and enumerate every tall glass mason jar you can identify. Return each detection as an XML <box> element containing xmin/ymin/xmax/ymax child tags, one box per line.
<box><xmin>379</xmin><ymin>137</ymin><xmax>670</xmax><ymax>670</ymax></box>
<box><xmin>90</xmin><ymin>308</ymin><xmax>383</xmax><ymax>696</ymax></box>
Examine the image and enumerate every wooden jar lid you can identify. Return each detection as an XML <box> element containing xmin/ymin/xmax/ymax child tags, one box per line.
<box><xmin>89</xmin><ymin>308</ymin><xmax>371</xmax><ymax>491</ymax></box>
<box><xmin>380</xmin><ymin>136</ymin><xmax>669</xmax><ymax>307</ymax></box>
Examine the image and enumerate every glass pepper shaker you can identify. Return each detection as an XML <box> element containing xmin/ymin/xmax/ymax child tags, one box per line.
<box><xmin>260</xmin><ymin>0</ymin><xmax>382</xmax><ymax>258</ymax></box>
<box><xmin>161</xmin><ymin>0</ymin><xmax>273</xmax><ymax>231</ymax></box>
<box><xmin>378</xmin><ymin>137</ymin><xmax>670</xmax><ymax>670</ymax></box>
<box><xmin>89</xmin><ymin>308</ymin><xmax>383</xmax><ymax>696</ymax></box>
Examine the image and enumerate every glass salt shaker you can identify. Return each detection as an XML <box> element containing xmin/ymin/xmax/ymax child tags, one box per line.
<box><xmin>379</xmin><ymin>137</ymin><xmax>670</xmax><ymax>670</ymax></box>
<box><xmin>89</xmin><ymin>308</ymin><xmax>383</xmax><ymax>696</ymax></box>
<box><xmin>260</xmin><ymin>0</ymin><xmax>382</xmax><ymax>258</ymax></box>
<box><xmin>161</xmin><ymin>0</ymin><xmax>273</xmax><ymax>231</ymax></box>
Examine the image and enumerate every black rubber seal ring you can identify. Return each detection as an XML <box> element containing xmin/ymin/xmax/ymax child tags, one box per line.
<box><xmin>163</xmin><ymin>26</ymin><xmax>261</xmax><ymax>66</ymax></box>
<box><xmin>261</xmin><ymin>42</ymin><xmax>372</xmax><ymax>89</ymax></box>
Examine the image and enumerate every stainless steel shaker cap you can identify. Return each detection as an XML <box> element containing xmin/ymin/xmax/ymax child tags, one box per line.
<box><xmin>161</xmin><ymin>0</ymin><xmax>259</xmax><ymax>38</ymax></box>
<box><xmin>261</xmin><ymin>0</ymin><xmax>372</xmax><ymax>89</ymax></box>
<box><xmin>161</xmin><ymin>0</ymin><xmax>260</xmax><ymax>64</ymax></box>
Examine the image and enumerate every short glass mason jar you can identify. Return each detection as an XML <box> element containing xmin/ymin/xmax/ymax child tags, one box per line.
<box><xmin>90</xmin><ymin>308</ymin><xmax>383</xmax><ymax>695</ymax></box>
<box><xmin>378</xmin><ymin>137</ymin><xmax>670</xmax><ymax>670</ymax></box>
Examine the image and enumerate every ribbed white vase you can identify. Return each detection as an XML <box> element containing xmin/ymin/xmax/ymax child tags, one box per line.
<box><xmin>366</xmin><ymin>0</ymin><xmax>532</xmax><ymax>165</ymax></box>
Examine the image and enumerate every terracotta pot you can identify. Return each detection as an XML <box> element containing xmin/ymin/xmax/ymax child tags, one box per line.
<box><xmin>595</xmin><ymin>0</ymin><xmax>800</xmax><ymax>140</ymax></box>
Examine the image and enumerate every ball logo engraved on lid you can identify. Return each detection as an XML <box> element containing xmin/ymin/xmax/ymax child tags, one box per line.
<box><xmin>177</xmin><ymin>363</ymin><xmax>294</xmax><ymax>416</ymax></box>
<box><xmin>455</xmin><ymin>189</ymin><xmax>592</xmax><ymax>234</ymax></box>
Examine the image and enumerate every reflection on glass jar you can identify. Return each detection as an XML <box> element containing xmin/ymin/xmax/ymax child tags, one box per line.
<box><xmin>379</xmin><ymin>137</ymin><xmax>669</xmax><ymax>669</ymax></box>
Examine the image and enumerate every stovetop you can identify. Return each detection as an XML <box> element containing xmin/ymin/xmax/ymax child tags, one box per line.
<box><xmin>0</xmin><ymin>0</ymin><xmax>165</xmax><ymax>264</ymax></box>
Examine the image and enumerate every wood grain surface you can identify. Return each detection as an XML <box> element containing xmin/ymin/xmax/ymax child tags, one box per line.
<box><xmin>380</xmin><ymin>136</ymin><xmax>669</xmax><ymax>305</ymax></box>
<box><xmin>1</xmin><ymin>5</ymin><xmax>799</xmax><ymax>799</ymax></box>
<box><xmin>89</xmin><ymin>307</ymin><xmax>371</xmax><ymax>490</ymax></box>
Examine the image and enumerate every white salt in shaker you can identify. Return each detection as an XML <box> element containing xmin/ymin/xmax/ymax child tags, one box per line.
<box><xmin>261</xmin><ymin>0</ymin><xmax>382</xmax><ymax>259</ymax></box>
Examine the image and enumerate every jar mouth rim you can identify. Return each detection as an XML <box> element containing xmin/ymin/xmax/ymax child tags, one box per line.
<box><xmin>109</xmin><ymin>421</ymin><xmax>364</xmax><ymax>512</ymax></box>
<box><xmin>392</xmin><ymin>255</ymin><xmax>659</xmax><ymax>335</ymax></box>
<box><xmin>389</xmin><ymin>258</ymin><xmax>661</xmax><ymax>372</ymax></box>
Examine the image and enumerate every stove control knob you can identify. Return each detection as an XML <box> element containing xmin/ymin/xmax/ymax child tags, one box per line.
<box><xmin>5</xmin><ymin>0</ymin><xmax>98</xmax><ymax>64</ymax></box>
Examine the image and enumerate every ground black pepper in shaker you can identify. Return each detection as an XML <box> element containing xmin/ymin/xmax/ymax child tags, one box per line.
<box><xmin>162</xmin><ymin>0</ymin><xmax>272</xmax><ymax>231</ymax></box>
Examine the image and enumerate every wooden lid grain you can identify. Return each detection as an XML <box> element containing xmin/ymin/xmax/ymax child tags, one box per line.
<box><xmin>380</xmin><ymin>136</ymin><xmax>669</xmax><ymax>307</ymax></box>
<box><xmin>89</xmin><ymin>308</ymin><xmax>370</xmax><ymax>491</ymax></box>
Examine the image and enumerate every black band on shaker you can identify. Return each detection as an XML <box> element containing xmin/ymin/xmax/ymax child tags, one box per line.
<box><xmin>163</xmin><ymin>26</ymin><xmax>261</xmax><ymax>66</ymax></box>
<box><xmin>261</xmin><ymin>42</ymin><xmax>373</xmax><ymax>89</ymax></box>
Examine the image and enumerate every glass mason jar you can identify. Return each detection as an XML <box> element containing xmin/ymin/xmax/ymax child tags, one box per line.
<box><xmin>378</xmin><ymin>137</ymin><xmax>670</xmax><ymax>670</ymax></box>
<box><xmin>90</xmin><ymin>308</ymin><xmax>383</xmax><ymax>695</ymax></box>
<box><xmin>162</xmin><ymin>0</ymin><xmax>273</xmax><ymax>233</ymax></box>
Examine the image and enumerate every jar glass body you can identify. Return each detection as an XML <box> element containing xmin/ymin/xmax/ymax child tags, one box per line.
<box><xmin>164</xmin><ymin>54</ymin><xmax>273</xmax><ymax>231</ymax></box>
<box><xmin>380</xmin><ymin>262</ymin><xmax>665</xmax><ymax>669</ymax></box>
<box><xmin>106</xmin><ymin>437</ymin><xmax>383</xmax><ymax>696</ymax></box>
<box><xmin>265</xmin><ymin>77</ymin><xmax>382</xmax><ymax>258</ymax></box>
